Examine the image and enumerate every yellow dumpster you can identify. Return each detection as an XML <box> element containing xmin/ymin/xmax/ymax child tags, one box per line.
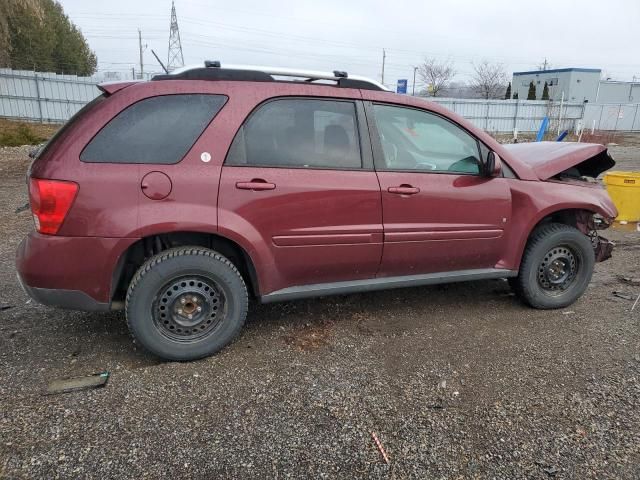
<box><xmin>603</xmin><ymin>171</ymin><xmax>640</xmax><ymax>222</ymax></box>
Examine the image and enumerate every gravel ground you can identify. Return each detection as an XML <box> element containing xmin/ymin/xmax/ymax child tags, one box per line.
<box><xmin>0</xmin><ymin>143</ymin><xmax>639</xmax><ymax>479</ymax></box>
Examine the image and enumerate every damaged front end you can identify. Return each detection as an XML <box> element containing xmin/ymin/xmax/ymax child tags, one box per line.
<box><xmin>502</xmin><ymin>142</ymin><xmax>616</xmax><ymax>181</ymax></box>
<box><xmin>576</xmin><ymin>211</ymin><xmax>614</xmax><ymax>262</ymax></box>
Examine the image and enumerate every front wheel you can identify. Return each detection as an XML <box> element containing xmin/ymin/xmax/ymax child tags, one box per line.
<box><xmin>511</xmin><ymin>223</ymin><xmax>595</xmax><ymax>309</ymax></box>
<box><xmin>126</xmin><ymin>247</ymin><xmax>248</xmax><ymax>361</ymax></box>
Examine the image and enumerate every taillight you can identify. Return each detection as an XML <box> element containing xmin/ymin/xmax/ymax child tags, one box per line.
<box><xmin>29</xmin><ymin>178</ymin><xmax>78</xmax><ymax>235</ymax></box>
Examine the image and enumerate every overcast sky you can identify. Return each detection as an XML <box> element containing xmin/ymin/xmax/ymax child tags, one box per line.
<box><xmin>60</xmin><ymin>0</ymin><xmax>640</xmax><ymax>87</ymax></box>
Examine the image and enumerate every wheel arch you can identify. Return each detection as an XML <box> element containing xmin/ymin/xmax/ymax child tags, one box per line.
<box><xmin>509</xmin><ymin>206</ymin><xmax>603</xmax><ymax>271</ymax></box>
<box><xmin>110</xmin><ymin>230</ymin><xmax>261</xmax><ymax>305</ymax></box>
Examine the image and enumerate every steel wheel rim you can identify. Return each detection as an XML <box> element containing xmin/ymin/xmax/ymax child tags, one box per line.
<box><xmin>152</xmin><ymin>275</ymin><xmax>227</xmax><ymax>342</ymax></box>
<box><xmin>537</xmin><ymin>245</ymin><xmax>579</xmax><ymax>295</ymax></box>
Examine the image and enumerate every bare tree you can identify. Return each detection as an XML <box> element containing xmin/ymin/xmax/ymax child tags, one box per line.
<box><xmin>416</xmin><ymin>58</ymin><xmax>456</xmax><ymax>97</ymax></box>
<box><xmin>470</xmin><ymin>61</ymin><xmax>508</xmax><ymax>99</ymax></box>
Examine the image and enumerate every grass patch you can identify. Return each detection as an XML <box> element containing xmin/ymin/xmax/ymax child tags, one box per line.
<box><xmin>0</xmin><ymin>119</ymin><xmax>59</xmax><ymax>147</ymax></box>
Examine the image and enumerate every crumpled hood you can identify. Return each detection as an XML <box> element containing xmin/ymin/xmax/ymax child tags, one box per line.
<box><xmin>501</xmin><ymin>141</ymin><xmax>615</xmax><ymax>180</ymax></box>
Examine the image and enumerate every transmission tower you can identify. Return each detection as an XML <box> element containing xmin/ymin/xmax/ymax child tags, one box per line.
<box><xmin>167</xmin><ymin>1</ymin><xmax>184</xmax><ymax>72</ymax></box>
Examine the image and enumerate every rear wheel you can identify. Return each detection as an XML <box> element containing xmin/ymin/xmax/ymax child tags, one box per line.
<box><xmin>511</xmin><ymin>223</ymin><xmax>595</xmax><ymax>309</ymax></box>
<box><xmin>126</xmin><ymin>247</ymin><xmax>248</xmax><ymax>361</ymax></box>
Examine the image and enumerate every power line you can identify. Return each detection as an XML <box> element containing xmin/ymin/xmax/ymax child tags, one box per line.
<box><xmin>73</xmin><ymin>12</ymin><xmax>640</xmax><ymax>71</ymax></box>
<box><xmin>70</xmin><ymin>11</ymin><xmax>640</xmax><ymax>83</ymax></box>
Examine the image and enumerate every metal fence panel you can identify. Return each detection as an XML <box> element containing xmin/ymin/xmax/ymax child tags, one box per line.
<box><xmin>1</xmin><ymin>68</ymin><xmax>640</xmax><ymax>132</ymax></box>
<box><xmin>583</xmin><ymin>103</ymin><xmax>640</xmax><ymax>132</ymax></box>
<box><xmin>428</xmin><ymin>98</ymin><xmax>587</xmax><ymax>133</ymax></box>
<box><xmin>0</xmin><ymin>68</ymin><xmax>101</xmax><ymax>123</ymax></box>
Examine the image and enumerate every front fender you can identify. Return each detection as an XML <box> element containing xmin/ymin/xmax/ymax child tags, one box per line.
<box><xmin>498</xmin><ymin>180</ymin><xmax>617</xmax><ymax>271</ymax></box>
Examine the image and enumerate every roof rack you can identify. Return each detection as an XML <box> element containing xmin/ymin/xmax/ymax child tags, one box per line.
<box><xmin>152</xmin><ymin>62</ymin><xmax>390</xmax><ymax>91</ymax></box>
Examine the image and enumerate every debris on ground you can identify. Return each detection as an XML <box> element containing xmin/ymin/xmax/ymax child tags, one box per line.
<box><xmin>46</xmin><ymin>372</ymin><xmax>110</xmax><ymax>395</ymax></box>
<box><xmin>632</xmin><ymin>293</ymin><xmax>640</xmax><ymax>312</ymax></box>
<box><xmin>14</xmin><ymin>202</ymin><xmax>29</xmax><ymax>214</ymax></box>
<box><xmin>612</xmin><ymin>291</ymin><xmax>633</xmax><ymax>300</ymax></box>
<box><xmin>0</xmin><ymin>304</ymin><xmax>14</xmax><ymax>311</ymax></box>
<box><xmin>371</xmin><ymin>431</ymin><xmax>390</xmax><ymax>464</ymax></box>
<box><xmin>618</xmin><ymin>276</ymin><xmax>640</xmax><ymax>286</ymax></box>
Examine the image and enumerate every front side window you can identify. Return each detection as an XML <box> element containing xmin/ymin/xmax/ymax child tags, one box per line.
<box><xmin>226</xmin><ymin>98</ymin><xmax>362</xmax><ymax>169</ymax></box>
<box><xmin>372</xmin><ymin>104</ymin><xmax>481</xmax><ymax>174</ymax></box>
<box><xmin>81</xmin><ymin>94</ymin><xmax>226</xmax><ymax>164</ymax></box>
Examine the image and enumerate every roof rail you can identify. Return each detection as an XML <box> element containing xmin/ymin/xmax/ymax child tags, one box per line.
<box><xmin>152</xmin><ymin>62</ymin><xmax>390</xmax><ymax>91</ymax></box>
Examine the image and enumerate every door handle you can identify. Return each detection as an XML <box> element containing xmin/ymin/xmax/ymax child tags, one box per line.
<box><xmin>388</xmin><ymin>185</ymin><xmax>420</xmax><ymax>195</ymax></box>
<box><xmin>236</xmin><ymin>179</ymin><xmax>276</xmax><ymax>191</ymax></box>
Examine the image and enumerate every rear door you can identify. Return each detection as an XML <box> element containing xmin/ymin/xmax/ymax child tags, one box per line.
<box><xmin>365</xmin><ymin>101</ymin><xmax>512</xmax><ymax>277</ymax></box>
<box><xmin>218</xmin><ymin>97</ymin><xmax>383</xmax><ymax>295</ymax></box>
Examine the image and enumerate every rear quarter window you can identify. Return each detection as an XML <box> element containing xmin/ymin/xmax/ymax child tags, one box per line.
<box><xmin>80</xmin><ymin>94</ymin><xmax>226</xmax><ymax>164</ymax></box>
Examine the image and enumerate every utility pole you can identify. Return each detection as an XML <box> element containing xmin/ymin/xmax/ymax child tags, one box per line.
<box><xmin>138</xmin><ymin>29</ymin><xmax>144</xmax><ymax>79</ymax></box>
<box><xmin>412</xmin><ymin>66</ymin><xmax>418</xmax><ymax>95</ymax></box>
<box><xmin>167</xmin><ymin>1</ymin><xmax>185</xmax><ymax>72</ymax></box>
<box><xmin>381</xmin><ymin>49</ymin><xmax>386</xmax><ymax>86</ymax></box>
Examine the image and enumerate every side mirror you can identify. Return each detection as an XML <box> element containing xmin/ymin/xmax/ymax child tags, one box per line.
<box><xmin>485</xmin><ymin>151</ymin><xmax>502</xmax><ymax>177</ymax></box>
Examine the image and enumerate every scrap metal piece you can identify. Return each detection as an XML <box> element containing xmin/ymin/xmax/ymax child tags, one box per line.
<box><xmin>15</xmin><ymin>203</ymin><xmax>29</xmax><ymax>214</ymax></box>
<box><xmin>612</xmin><ymin>291</ymin><xmax>633</xmax><ymax>301</ymax></box>
<box><xmin>46</xmin><ymin>372</ymin><xmax>110</xmax><ymax>395</ymax></box>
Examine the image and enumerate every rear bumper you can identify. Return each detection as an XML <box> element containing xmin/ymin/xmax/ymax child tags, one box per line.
<box><xmin>16</xmin><ymin>231</ymin><xmax>137</xmax><ymax>311</ymax></box>
<box><xmin>16</xmin><ymin>273</ymin><xmax>110</xmax><ymax>311</ymax></box>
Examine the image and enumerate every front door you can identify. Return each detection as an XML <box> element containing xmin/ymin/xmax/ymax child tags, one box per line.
<box><xmin>218</xmin><ymin>97</ymin><xmax>383</xmax><ymax>295</ymax></box>
<box><xmin>365</xmin><ymin>102</ymin><xmax>512</xmax><ymax>277</ymax></box>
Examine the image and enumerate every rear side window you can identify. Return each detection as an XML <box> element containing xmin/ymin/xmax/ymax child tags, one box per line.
<box><xmin>226</xmin><ymin>98</ymin><xmax>362</xmax><ymax>169</ymax></box>
<box><xmin>81</xmin><ymin>94</ymin><xmax>226</xmax><ymax>164</ymax></box>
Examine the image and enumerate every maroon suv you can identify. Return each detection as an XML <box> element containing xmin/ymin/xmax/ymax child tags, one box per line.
<box><xmin>16</xmin><ymin>63</ymin><xmax>617</xmax><ymax>360</ymax></box>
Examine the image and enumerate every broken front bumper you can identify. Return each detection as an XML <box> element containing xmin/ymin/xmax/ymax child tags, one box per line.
<box><xmin>576</xmin><ymin>211</ymin><xmax>615</xmax><ymax>262</ymax></box>
<box><xmin>594</xmin><ymin>235</ymin><xmax>614</xmax><ymax>262</ymax></box>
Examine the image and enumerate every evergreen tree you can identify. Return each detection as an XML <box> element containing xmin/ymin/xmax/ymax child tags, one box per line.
<box><xmin>541</xmin><ymin>81</ymin><xmax>550</xmax><ymax>100</ymax></box>
<box><xmin>527</xmin><ymin>81</ymin><xmax>537</xmax><ymax>100</ymax></box>
<box><xmin>1</xmin><ymin>0</ymin><xmax>96</xmax><ymax>75</ymax></box>
<box><xmin>505</xmin><ymin>82</ymin><xmax>511</xmax><ymax>99</ymax></box>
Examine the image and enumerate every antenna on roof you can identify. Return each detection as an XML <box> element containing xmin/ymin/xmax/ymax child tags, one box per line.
<box><xmin>151</xmin><ymin>49</ymin><xmax>168</xmax><ymax>74</ymax></box>
<box><xmin>167</xmin><ymin>1</ymin><xmax>184</xmax><ymax>72</ymax></box>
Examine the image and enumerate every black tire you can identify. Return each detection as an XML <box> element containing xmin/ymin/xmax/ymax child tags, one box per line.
<box><xmin>511</xmin><ymin>223</ymin><xmax>595</xmax><ymax>309</ymax></box>
<box><xmin>125</xmin><ymin>247</ymin><xmax>248</xmax><ymax>361</ymax></box>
